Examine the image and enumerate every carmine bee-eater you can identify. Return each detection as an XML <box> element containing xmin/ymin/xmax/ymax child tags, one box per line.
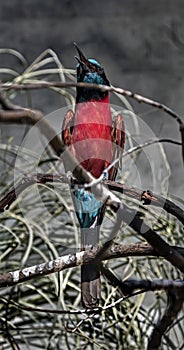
<box><xmin>62</xmin><ymin>43</ymin><xmax>125</xmax><ymax>308</ymax></box>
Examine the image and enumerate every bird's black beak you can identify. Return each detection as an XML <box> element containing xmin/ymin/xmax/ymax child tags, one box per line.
<box><xmin>73</xmin><ymin>42</ymin><xmax>96</xmax><ymax>72</ymax></box>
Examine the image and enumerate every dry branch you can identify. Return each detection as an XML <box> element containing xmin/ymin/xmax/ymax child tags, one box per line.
<box><xmin>1</xmin><ymin>81</ymin><xmax>183</xmax><ymax>125</ymax></box>
<box><xmin>1</xmin><ymin>277</ymin><xmax>183</xmax><ymax>316</ymax></box>
<box><xmin>0</xmin><ymin>242</ymin><xmax>184</xmax><ymax>289</ymax></box>
<box><xmin>1</xmin><ymin>174</ymin><xmax>184</xmax><ymax>225</ymax></box>
<box><xmin>119</xmin><ymin>205</ymin><xmax>184</xmax><ymax>273</ymax></box>
<box><xmin>148</xmin><ymin>289</ymin><xmax>184</xmax><ymax>350</ymax></box>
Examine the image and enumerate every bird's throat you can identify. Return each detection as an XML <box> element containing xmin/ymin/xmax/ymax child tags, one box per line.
<box><xmin>76</xmin><ymin>86</ymin><xmax>109</xmax><ymax>103</ymax></box>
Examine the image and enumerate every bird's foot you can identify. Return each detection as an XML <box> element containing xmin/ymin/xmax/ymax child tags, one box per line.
<box><xmin>141</xmin><ymin>190</ymin><xmax>153</xmax><ymax>205</ymax></box>
<box><xmin>84</xmin><ymin>170</ymin><xmax>108</xmax><ymax>189</ymax></box>
<box><xmin>102</xmin><ymin>169</ymin><xmax>109</xmax><ymax>180</ymax></box>
<box><xmin>66</xmin><ymin>171</ymin><xmax>76</xmax><ymax>185</ymax></box>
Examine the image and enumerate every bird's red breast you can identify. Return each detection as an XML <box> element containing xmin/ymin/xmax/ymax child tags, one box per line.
<box><xmin>69</xmin><ymin>95</ymin><xmax>112</xmax><ymax>178</ymax></box>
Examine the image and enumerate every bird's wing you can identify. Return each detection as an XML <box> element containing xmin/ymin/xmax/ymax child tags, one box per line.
<box><xmin>61</xmin><ymin>109</ymin><xmax>74</xmax><ymax>146</ymax></box>
<box><xmin>109</xmin><ymin>113</ymin><xmax>125</xmax><ymax>180</ymax></box>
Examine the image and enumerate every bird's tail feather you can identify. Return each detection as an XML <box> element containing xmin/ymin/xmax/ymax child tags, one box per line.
<box><xmin>81</xmin><ymin>226</ymin><xmax>101</xmax><ymax>308</ymax></box>
<box><xmin>73</xmin><ymin>187</ymin><xmax>105</xmax><ymax>308</ymax></box>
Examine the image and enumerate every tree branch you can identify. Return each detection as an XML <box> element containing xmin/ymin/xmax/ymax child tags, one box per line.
<box><xmin>0</xmin><ymin>242</ymin><xmax>184</xmax><ymax>289</ymax></box>
<box><xmin>1</xmin><ymin>174</ymin><xmax>184</xmax><ymax>226</ymax></box>
<box><xmin>1</xmin><ymin>81</ymin><xmax>183</xmax><ymax>125</ymax></box>
<box><xmin>118</xmin><ymin>205</ymin><xmax>184</xmax><ymax>273</ymax></box>
<box><xmin>105</xmin><ymin>180</ymin><xmax>184</xmax><ymax>225</ymax></box>
<box><xmin>1</xmin><ymin>279</ymin><xmax>183</xmax><ymax>316</ymax></box>
<box><xmin>147</xmin><ymin>289</ymin><xmax>184</xmax><ymax>350</ymax></box>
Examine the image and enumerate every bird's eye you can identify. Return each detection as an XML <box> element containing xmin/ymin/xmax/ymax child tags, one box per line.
<box><xmin>97</xmin><ymin>67</ymin><xmax>104</xmax><ymax>75</ymax></box>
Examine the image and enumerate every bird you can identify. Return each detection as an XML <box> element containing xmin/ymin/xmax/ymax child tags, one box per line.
<box><xmin>62</xmin><ymin>43</ymin><xmax>125</xmax><ymax>308</ymax></box>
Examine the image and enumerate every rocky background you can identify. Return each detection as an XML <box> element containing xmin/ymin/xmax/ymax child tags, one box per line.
<box><xmin>0</xmin><ymin>0</ymin><xmax>183</xmax><ymax>198</ymax></box>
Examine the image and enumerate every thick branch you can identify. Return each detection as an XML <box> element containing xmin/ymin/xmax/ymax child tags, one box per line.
<box><xmin>102</xmin><ymin>268</ymin><xmax>184</xmax><ymax>347</ymax></box>
<box><xmin>0</xmin><ymin>243</ymin><xmax>184</xmax><ymax>289</ymax></box>
<box><xmin>119</xmin><ymin>205</ymin><xmax>184</xmax><ymax>273</ymax></box>
<box><xmin>147</xmin><ymin>289</ymin><xmax>184</xmax><ymax>350</ymax></box>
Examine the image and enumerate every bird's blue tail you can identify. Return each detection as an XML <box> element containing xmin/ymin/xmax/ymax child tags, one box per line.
<box><xmin>73</xmin><ymin>187</ymin><xmax>103</xmax><ymax>308</ymax></box>
<box><xmin>74</xmin><ymin>187</ymin><xmax>102</xmax><ymax>228</ymax></box>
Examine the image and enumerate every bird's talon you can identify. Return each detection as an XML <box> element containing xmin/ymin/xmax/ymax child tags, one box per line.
<box><xmin>84</xmin><ymin>178</ymin><xmax>100</xmax><ymax>189</ymax></box>
<box><xmin>141</xmin><ymin>190</ymin><xmax>153</xmax><ymax>205</ymax></box>
<box><xmin>102</xmin><ymin>169</ymin><xmax>109</xmax><ymax>180</ymax></box>
<box><xmin>66</xmin><ymin>171</ymin><xmax>73</xmax><ymax>182</ymax></box>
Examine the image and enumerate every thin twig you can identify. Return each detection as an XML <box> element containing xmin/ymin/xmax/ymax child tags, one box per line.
<box><xmin>84</xmin><ymin>139</ymin><xmax>182</xmax><ymax>189</ymax></box>
<box><xmin>1</xmin><ymin>279</ymin><xmax>183</xmax><ymax>315</ymax></box>
<box><xmin>1</xmin><ymin>172</ymin><xmax>184</xmax><ymax>225</ymax></box>
<box><xmin>1</xmin><ymin>81</ymin><xmax>183</xmax><ymax>125</ymax></box>
<box><xmin>105</xmin><ymin>180</ymin><xmax>184</xmax><ymax>225</ymax></box>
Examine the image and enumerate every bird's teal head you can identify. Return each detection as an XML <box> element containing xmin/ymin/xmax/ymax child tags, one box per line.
<box><xmin>74</xmin><ymin>43</ymin><xmax>110</xmax><ymax>102</ymax></box>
